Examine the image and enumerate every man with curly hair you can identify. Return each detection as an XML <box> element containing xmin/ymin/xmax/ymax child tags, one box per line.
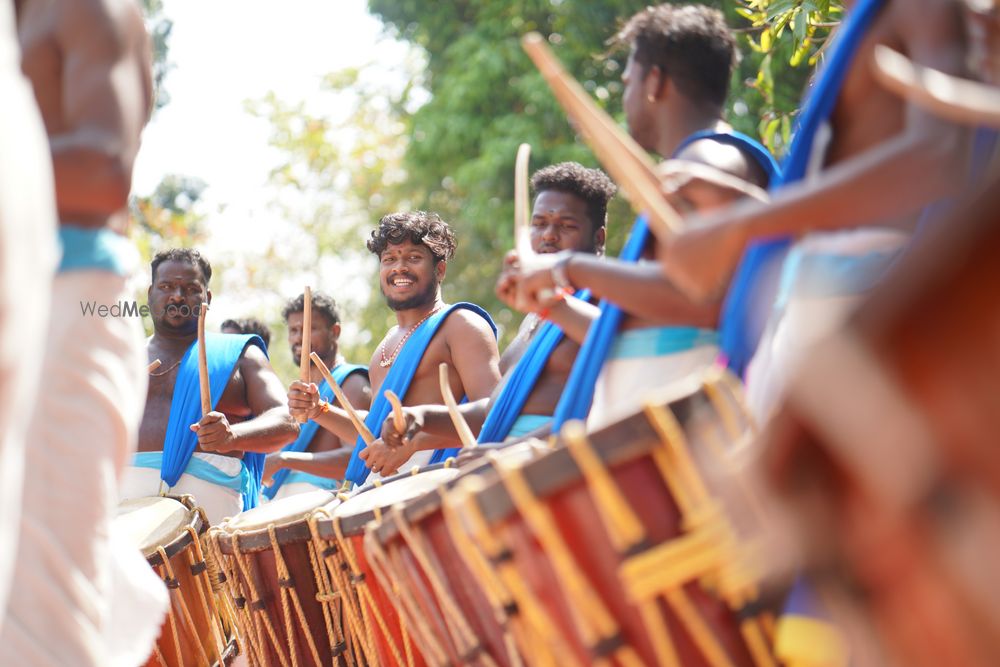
<box><xmin>378</xmin><ymin>163</ymin><xmax>615</xmax><ymax>447</ymax></box>
<box><xmin>287</xmin><ymin>211</ymin><xmax>501</xmax><ymax>482</ymax></box>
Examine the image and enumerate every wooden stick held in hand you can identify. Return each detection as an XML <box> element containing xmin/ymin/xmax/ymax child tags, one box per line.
<box><xmin>147</xmin><ymin>359</ymin><xmax>162</xmax><ymax>374</ymax></box>
<box><xmin>297</xmin><ymin>286</ymin><xmax>313</xmax><ymax>423</ymax></box>
<box><xmin>439</xmin><ymin>363</ymin><xmax>477</xmax><ymax>449</ymax></box>
<box><xmin>522</xmin><ymin>33</ymin><xmax>684</xmax><ymax>243</ymax></box>
<box><xmin>514</xmin><ymin>142</ymin><xmax>533</xmax><ymax>258</ymax></box>
<box><xmin>198</xmin><ymin>303</ymin><xmax>211</xmax><ymax>416</ymax></box>
<box><xmin>310</xmin><ymin>351</ymin><xmax>375</xmax><ymax>445</ymax></box>
<box><xmin>386</xmin><ymin>390</ymin><xmax>406</xmax><ymax>436</ymax></box>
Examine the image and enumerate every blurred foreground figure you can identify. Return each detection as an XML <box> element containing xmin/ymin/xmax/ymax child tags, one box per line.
<box><xmin>0</xmin><ymin>0</ymin><xmax>57</xmax><ymax>634</ymax></box>
<box><xmin>761</xmin><ymin>178</ymin><xmax>1000</xmax><ymax>667</ymax></box>
<box><xmin>1</xmin><ymin>0</ymin><xmax>166</xmax><ymax>664</ymax></box>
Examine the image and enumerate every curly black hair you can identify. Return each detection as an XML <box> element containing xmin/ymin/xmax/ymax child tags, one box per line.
<box><xmin>366</xmin><ymin>211</ymin><xmax>457</xmax><ymax>263</ymax></box>
<box><xmin>282</xmin><ymin>291</ymin><xmax>341</xmax><ymax>328</ymax></box>
<box><xmin>531</xmin><ymin>162</ymin><xmax>617</xmax><ymax>229</ymax></box>
<box><xmin>151</xmin><ymin>248</ymin><xmax>212</xmax><ymax>284</ymax></box>
<box><xmin>613</xmin><ymin>4</ymin><xmax>737</xmax><ymax>109</ymax></box>
<box><xmin>221</xmin><ymin>318</ymin><xmax>272</xmax><ymax>347</ymax></box>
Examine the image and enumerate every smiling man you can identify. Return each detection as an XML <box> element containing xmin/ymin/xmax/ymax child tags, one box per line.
<box><xmin>120</xmin><ymin>248</ymin><xmax>298</xmax><ymax>523</ymax></box>
<box><xmin>286</xmin><ymin>211</ymin><xmax>501</xmax><ymax>483</ymax></box>
<box><xmin>379</xmin><ymin>163</ymin><xmax>614</xmax><ymax>447</ymax></box>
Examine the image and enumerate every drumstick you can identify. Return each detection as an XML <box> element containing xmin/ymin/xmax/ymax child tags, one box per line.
<box><xmin>522</xmin><ymin>33</ymin><xmax>684</xmax><ymax>243</ymax></box>
<box><xmin>310</xmin><ymin>351</ymin><xmax>375</xmax><ymax>446</ymax></box>
<box><xmin>147</xmin><ymin>359</ymin><xmax>162</xmax><ymax>374</ymax></box>
<box><xmin>514</xmin><ymin>142</ymin><xmax>533</xmax><ymax>258</ymax></box>
<box><xmin>297</xmin><ymin>286</ymin><xmax>312</xmax><ymax>423</ymax></box>
<box><xmin>873</xmin><ymin>44</ymin><xmax>1000</xmax><ymax>127</ymax></box>
<box><xmin>198</xmin><ymin>303</ymin><xmax>211</xmax><ymax>416</ymax></box>
<box><xmin>438</xmin><ymin>363</ymin><xmax>477</xmax><ymax>449</ymax></box>
<box><xmin>385</xmin><ymin>390</ymin><xmax>407</xmax><ymax>437</ymax></box>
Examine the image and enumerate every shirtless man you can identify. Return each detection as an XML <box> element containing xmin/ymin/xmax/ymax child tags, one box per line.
<box><xmin>656</xmin><ymin>0</ymin><xmax>972</xmax><ymax>420</ymax></box>
<box><xmin>2</xmin><ymin>0</ymin><xmax>158</xmax><ymax>663</ymax></box>
<box><xmin>262</xmin><ymin>291</ymin><xmax>370</xmax><ymax>499</ymax></box>
<box><xmin>221</xmin><ymin>317</ymin><xmax>273</xmax><ymax>349</ymax></box>
<box><xmin>380</xmin><ymin>163</ymin><xmax>613</xmax><ymax>447</ymax></box>
<box><xmin>121</xmin><ymin>249</ymin><xmax>299</xmax><ymax>523</ymax></box>
<box><xmin>513</xmin><ymin>4</ymin><xmax>781</xmax><ymax>430</ymax></box>
<box><xmin>287</xmin><ymin>211</ymin><xmax>501</xmax><ymax>482</ymax></box>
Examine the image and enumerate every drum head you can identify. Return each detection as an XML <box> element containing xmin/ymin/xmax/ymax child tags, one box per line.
<box><xmin>116</xmin><ymin>497</ymin><xmax>193</xmax><ymax>558</ymax></box>
<box><xmin>226</xmin><ymin>489</ymin><xmax>337</xmax><ymax>532</ymax></box>
<box><xmin>335</xmin><ymin>468</ymin><xmax>460</xmax><ymax>531</ymax></box>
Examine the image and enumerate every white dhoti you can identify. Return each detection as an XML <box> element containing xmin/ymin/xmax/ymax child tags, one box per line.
<box><xmin>745</xmin><ymin>228</ymin><xmax>909</xmax><ymax>423</ymax></box>
<box><xmin>120</xmin><ymin>451</ymin><xmax>249</xmax><ymax>525</ymax></box>
<box><xmin>1</xmin><ymin>270</ymin><xmax>167</xmax><ymax>666</ymax></box>
<box><xmin>0</xmin><ymin>5</ymin><xmax>58</xmax><ymax>632</ymax></box>
<box><xmin>586</xmin><ymin>326</ymin><xmax>720</xmax><ymax>432</ymax></box>
<box><xmin>266</xmin><ymin>470</ymin><xmax>341</xmax><ymax>503</ymax></box>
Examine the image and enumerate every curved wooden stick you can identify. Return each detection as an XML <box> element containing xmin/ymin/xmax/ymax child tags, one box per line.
<box><xmin>439</xmin><ymin>363</ymin><xmax>477</xmax><ymax>449</ymax></box>
<box><xmin>310</xmin><ymin>351</ymin><xmax>375</xmax><ymax>445</ymax></box>
<box><xmin>147</xmin><ymin>359</ymin><xmax>162</xmax><ymax>374</ymax></box>
<box><xmin>658</xmin><ymin>160</ymin><xmax>771</xmax><ymax>203</ymax></box>
<box><xmin>873</xmin><ymin>44</ymin><xmax>1000</xmax><ymax>127</ymax></box>
<box><xmin>198</xmin><ymin>303</ymin><xmax>211</xmax><ymax>416</ymax></box>
<box><xmin>514</xmin><ymin>142</ymin><xmax>533</xmax><ymax>258</ymax></box>
<box><xmin>522</xmin><ymin>33</ymin><xmax>684</xmax><ymax>243</ymax></box>
<box><xmin>385</xmin><ymin>390</ymin><xmax>406</xmax><ymax>436</ymax></box>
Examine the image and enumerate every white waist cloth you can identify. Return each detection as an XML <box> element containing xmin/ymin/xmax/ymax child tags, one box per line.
<box><xmin>587</xmin><ymin>328</ymin><xmax>719</xmax><ymax>432</ymax></box>
<box><xmin>745</xmin><ymin>228</ymin><xmax>909</xmax><ymax>422</ymax></box>
<box><xmin>0</xmin><ymin>271</ymin><xmax>167</xmax><ymax>667</ymax></box>
<box><xmin>120</xmin><ymin>451</ymin><xmax>246</xmax><ymax>526</ymax></box>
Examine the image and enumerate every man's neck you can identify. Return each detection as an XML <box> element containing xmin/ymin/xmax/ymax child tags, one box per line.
<box><xmin>394</xmin><ymin>297</ymin><xmax>445</xmax><ymax>328</ymax></box>
<box><xmin>654</xmin><ymin>102</ymin><xmax>727</xmax><ymax>158</ymax></box>
<box><xmin>150</xmin><ymin>329</ymin><xmax>197</xmax><ymax>356</ymax></box>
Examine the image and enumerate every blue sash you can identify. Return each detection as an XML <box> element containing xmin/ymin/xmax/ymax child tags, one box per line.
<box><xmin>478</xmin><ymin>290</ymin><xmax>590</xmax><ymax>444</ymax></box>
<box><xmin>161</xmin><ymin>333</ymin><xmax>267</xmax><ymax>510</ymax></box>
<box><xmin>550</xmin><ymin>131</ymin><xmax>779</xmax><ymax>429</ymax></box>
<box><xmin>672</xmin><ymin>130</ymin><xmax>783</xmax><ymax>378</ymax></box>
<box><xmin>262</xmin><ymin>363</ymin><xmax>368</xmax><ymax>500</ymax></box>
<box><xmin>343</xmin><ymin>303</ymin><xmax>497</xmax><ymax>486</ymax></box>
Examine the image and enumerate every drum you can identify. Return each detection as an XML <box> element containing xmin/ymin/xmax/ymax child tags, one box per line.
<box><xmin>207</xmin><ymin>489</ymin><xmax>348</xmax><ymax>667</ymax></box>
<box><xmin>448</xmin><ymin>371</ymin><xmax>776</xmax><ymax>667</ymax></box>
<box><xmin>761</xmin><ymin>180</ymin><xmax>1000</xmax><ymax>667</ymax></box>
<box><xmin>312</xmin><ymin>466</ymin><xmax>462</xmax><ymax>667</ymax></box>
<box><xmin>115</xmin><ymin>495</ymin><xmax>238</xmax><ymax>667</ymax></box>
<box><xmin>368</xmin><ymin>440</ymin><xmax>547</xmax><ymax>667</ymax></box>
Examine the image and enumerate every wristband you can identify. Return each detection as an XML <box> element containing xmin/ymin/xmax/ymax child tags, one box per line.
<box><xmin>537</xmin><ymin>288</ymin><xmax>569</xmax><ymax>320</ymax></box>
<box><xmin>318</xmin><ymin>400</ymin><xmax>331</xmax><ymax>414</ymax></box>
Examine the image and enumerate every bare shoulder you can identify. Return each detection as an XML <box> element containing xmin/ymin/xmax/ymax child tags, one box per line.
<box><xmin>442</xmin><ymin>307</ymin><xmax>496</xmax><ymax>340</ymax></box>
<box><xmin>674</xmin><ymin>138</ymin><xmax>768</xmax><ymax>188</ymax></box>
<box><xmin>888</xmin><ymin>0</ymin><xmax>965</xmax><ymax>61</ymax></box>
<box><xmin>238</xmin><ymin>342</ymin><xmax>273</xmax><ymax>375</ymax></box>
<box><xmin>342</xmin><ymin>371</ymin><xmax>372</xmax><ymax>409</ymax></box>
<box><xmin>55</xmin><ymin>0</ymin><xmax>145</xmax><ymax>52</ymax></box>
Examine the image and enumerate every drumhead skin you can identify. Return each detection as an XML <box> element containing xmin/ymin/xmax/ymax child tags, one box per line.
<box><xmin>115</xmin><ymin>497</ymin><xmax>192</xmax><ymax>558</ymax></box>
<box><xmin>329</xmin><ymin>468</ymin><xmax>461</xmax><ymax>536</ymax></box>
<box><xmin>224</xmin><ymin>489</ymin><xmax>337</xmax><ymax>531</ymax></box>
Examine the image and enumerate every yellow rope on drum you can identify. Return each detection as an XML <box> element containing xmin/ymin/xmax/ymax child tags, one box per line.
<box><xmin>157</xmin><ymin>544</ymin><xmax>212</xmax><ymax>667</ymax></box>
<box><xmin>183</xmin><ymin>525</ymin><xmax>227</xmax><ymax>662</ymax></box>
<box><xmin>267</xmin><ymin>525</ymin><xmax>323</xmax><ymax>666</ymax></box>
<box><xmin>495</xmin><ymin>461</ymin><xmax>644</xmax><ymax>667</ymax></box>
<box><xmin>155</xmin><ymin>554</ymin><xmax>185</xmax><ymax>667</ymax></box>
<box><xmin>304</xmin><ymin>514</ymin><xmax>348</xmax><ymax>666</ymax></box>
<box><xmin>227</xmin><ymin>532</ymin><xmax>292</xmax><ymax>667</ymax></box>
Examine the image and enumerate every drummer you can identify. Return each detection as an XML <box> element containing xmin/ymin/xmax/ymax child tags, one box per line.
<box><xmin>120</xmin><ymin>249</ymin><xmax>299</xmax><ymax>524</ymax></box>
<box><xmin>512</xmin><ymin>4</ymin><xmax>781</xmax><ymax>432</ymax></box>
<box><xmin>262</xmin><ymin>291</ymin><xmax>370</xmax><ymax>499</ymax></box>
<box><xmin>287</xmin><ymin>211</ymin><xmax>501</xmax><ymax>482</ymax></box>
<box><xmin>379</xmin><ymin>162</ymin><xmax>614</xmax><ymax>447</ymax></box>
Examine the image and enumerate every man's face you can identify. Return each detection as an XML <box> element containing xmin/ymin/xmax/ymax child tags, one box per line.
<box><xmin>148</xmin><ymin>260</ymin><xmax>210</xmax><ymax>334</ymax></box>
<box><xmin>287</xmin><ymin>311</ymin><xmax>338</xmax><ymax>366</ymax></box>
<box><xmin>530</xmin><ymin>190</ymin><xmax>601</xmax><ymax>254</ymax></box>
<box><xmin>378</xmin><ymin>240</ymin><xmax>443</xmax><ymax>311</ymax></box>
<box><xmin>622</xmin><ymin>50</ymin><xmax>657</xmax><ymax>151</ymax></box>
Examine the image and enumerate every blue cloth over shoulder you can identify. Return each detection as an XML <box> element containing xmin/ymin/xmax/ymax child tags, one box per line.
<box><xmin>343</xmin><ymin>303</ymin><xmax>497</xmax><ymax>486</ymax></box>
<box><xmin>160</xmin><ymin>332</ymin><xmax>267</xmax><ymax>510</ymax></box>
<box><xmin>477</xmin><ymin>290</ymin><xmax>589</xmax><ymax>444</ymax></box>
<box><xmin>262</xmin><ymin>363</ymin><xmax>368</xmax><ymax>500</ymax></box>
<box><xmin>550</xmin><ymin>130</ymin><xmax>780</xmax><ymax>431</ymax></box>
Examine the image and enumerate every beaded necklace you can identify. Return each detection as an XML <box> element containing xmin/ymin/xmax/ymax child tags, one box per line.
<box><xmin>378</xmin><ymin>306</ymin><xmax>442</xmax><ymax>368</ymax></box>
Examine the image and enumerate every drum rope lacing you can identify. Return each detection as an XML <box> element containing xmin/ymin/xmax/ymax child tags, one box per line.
<box><xmin>156</xmin><ymin>544</ymin><xmax>212</xmax><ymax>667</ymax></box>
<box><xmin>183</xmin><ymin>523</ymin><xmax>229</xmax><ymax>661</ymax></box>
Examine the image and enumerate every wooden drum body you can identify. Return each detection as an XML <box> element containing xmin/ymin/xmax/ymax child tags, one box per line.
<box><xmin>115</xmin><ymin>495</ymin><xmax>237</xmax><ymax>667</ymax></box>
<box><xmin>208</xmin><ymin>489</ymin><xmax>345</xmax><ymax>667</ymax></box>
<box><xmin>449</xmin><ymin>373</ymin><xmax>776</xmax><ymax>667</ymax></box>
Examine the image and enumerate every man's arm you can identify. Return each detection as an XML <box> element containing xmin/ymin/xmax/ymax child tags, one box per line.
<box><xmin>304</xmin><ymin>373</ymin><xmax>372</xmax><ymax>453</ymax></box>
<box><xmin>446</xmin><ymin>309</ymin><xmax>502</xmax><ymax>401</ymax></box>
<box><xmin>265</xmin><ymin>449</ymin><xmax>354</xmax><ymax>482</ymax></box>
<box><xmin>287</xmin><ymin>380</ymin><xmax>372</xmax><ymax>444</ymax></box>
<box><xmin>379</xmin><ymin>399</ymin><xmax>489</xmax><ymax>449</ymax></box>
<box><xmin>659</xmin><ymin>0</ymin><xmax>972</xmax><ymax>300</ymax></box>
<box><xmin>53</xmin><ymin>0</ymin><xmax>153</xmax><ymax>222</ymax></box>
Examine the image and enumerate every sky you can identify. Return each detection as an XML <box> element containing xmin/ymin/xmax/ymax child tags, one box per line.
<box><xmin>132</xmin><ymin>0</ymin><xmax>415</xmax><ymax>371</ymax></box>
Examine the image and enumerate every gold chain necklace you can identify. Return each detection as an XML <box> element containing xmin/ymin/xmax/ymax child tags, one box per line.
<box><xmin>378</xmin><ymin>306</ymin><xmax>442</xmax><ymax>368</ymax></box>
<box><xmin>149</xmin><ymin>358</ymin><xmax>183</xmax><ymax>377</ymax></box>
